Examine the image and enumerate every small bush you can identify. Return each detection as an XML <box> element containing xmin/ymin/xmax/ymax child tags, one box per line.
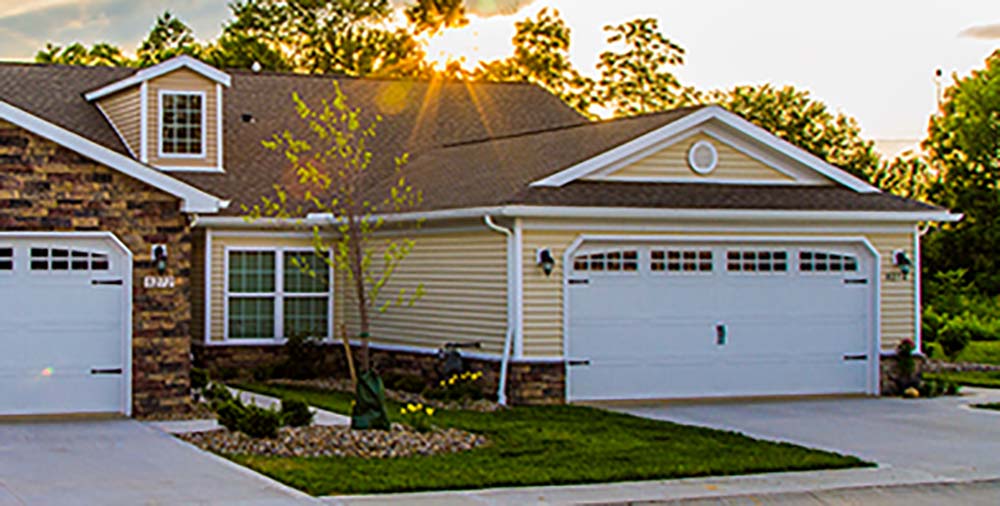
<box><xmin>896</xmin><ymin>339</ymin><xmax>916</xmax><ymax>378</ymax></box>
<box><xmin>240</xmin><ymin>404</ymin><xmax>283</xmax><ymax>438</ymax></box>
<box><xmin>275</xmin><ymin>334</ymin><xmax>327</xmax><ymax>379</ymax></box>
<box><xmin>215</xmin><ymin>399</ymin><xmax>245</xmax><ymax>432</ymax></box>
<box><xmin>938</xmin><ymin>318</ymin><xmax>973</xmax><ymax>359</ymax></box>
<box><xmin>205</xmin><ymin>383</ymin><xmax>234</xmax><ymax>404</ymax></box>
<box><xmin>190</xmin><ymin>368</ymin><xmax>209</xmax><ymax>391</ymax></box>
<box><xmin>923</xmin><ymin>341</ymin><xmax>944</xmax><ymax>359</ymax></box>
<box><xmin>399</xmin><ymin>402</ymin><xmax>435</xmax><ymax>433</ymax></box>
<box><xmin>384</xmin><ymin>373</ymin><xmax>426</xmax><ymax>394</ymax></box>
<box><xmin>916</xmin><ymin>378</ymin><xmax>961</xmax><ymax>398</ymax></box>
<box><xmin>281</xmin><ymin>398</ymin><xmax>314</xmax><ymax>427</ymax></box>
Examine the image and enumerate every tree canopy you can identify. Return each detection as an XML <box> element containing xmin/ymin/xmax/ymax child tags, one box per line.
<box><xmin>922</xmin><ymin>50</ymin><xmax>1000</xmax><ymax>295</ymax></box>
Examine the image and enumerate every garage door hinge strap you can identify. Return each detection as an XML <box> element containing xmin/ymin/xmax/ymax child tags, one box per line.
<box><xmin>91</xmin><ymin>279</ymin><xmax>124</xmax><ymax>286</ymax></box>
<box><xmin>91</xmin><ymin>368</ymin><xmax>124</xmax><ymax>375</ymax></box>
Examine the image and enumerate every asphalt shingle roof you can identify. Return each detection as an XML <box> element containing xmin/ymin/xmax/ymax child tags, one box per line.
<box><xmin>0</xmin><ymin>62</ymin><xmax>941</xmax><ymax>216</ymax></box>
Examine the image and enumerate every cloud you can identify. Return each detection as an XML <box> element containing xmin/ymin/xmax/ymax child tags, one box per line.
<box><xmin>959</xmin><ymin>22</ymin><xmax>1000</xmax><ymax>40</ymax></box>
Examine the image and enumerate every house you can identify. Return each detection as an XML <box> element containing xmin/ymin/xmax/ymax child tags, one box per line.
<box><xmin>0</xmin><ymin>56</ymin><xmax>957</xmax><ymax>417</ymax></box>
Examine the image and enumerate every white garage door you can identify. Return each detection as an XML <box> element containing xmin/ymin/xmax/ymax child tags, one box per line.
<box><xmin>0</xmin><ymin>236</ymin><xmax>129</xmax><ymax>416</ymax></box>
<box><xmin>567</xmin><ymin>241</ymin><xmax>875</xmax><ymax>401</ymax></box>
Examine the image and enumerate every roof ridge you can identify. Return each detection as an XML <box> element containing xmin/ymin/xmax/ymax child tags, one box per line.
<box><xmin>436</xmin><ymin>105</ymin><xmax>706</xmax><ymax>150</ymax></box>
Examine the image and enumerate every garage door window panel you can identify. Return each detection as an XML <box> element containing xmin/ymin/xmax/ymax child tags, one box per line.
<box><xmin>652</xmin><ymin>249</ymin><xmax>713</xmax><ymax>273</ymax></box>
<box><xmin>573</xmin><ymin>250</ymin><xmax>638</xmax><ymax>273</ymax></box>
<box><xmin>800</xmin><ymin>251</ymin><xmax>859</xmax><ymax>273</ymax></box>
<box><xmin>726</xmin><ymin>250</ymin><xmax>788</xmax><ymax>273</ymax></box>
<box><xmin>29</xmin><ymin>247</ymin><xmax>111</xmax><ymax>272</ymax></box>
<box><xmin>0</xmin><ymin>247</ymin><xmax>12</xmax><ymax>271</ymax></box>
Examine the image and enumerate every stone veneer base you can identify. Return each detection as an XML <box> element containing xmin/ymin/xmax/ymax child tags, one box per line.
<box><xmin>193</xmin><ymin>343</ymin><xmax>566</xmax><ymax>406</ymax></box>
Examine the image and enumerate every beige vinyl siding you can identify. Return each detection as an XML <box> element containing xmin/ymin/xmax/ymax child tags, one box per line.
<box><xmin>341</xmin><ymin>231</ymin><xmax>509</xmax><ymax>355</ymax></box>
<box><xmin>520</xmin><ymin>219</ymin><xmax>918</xmax><ymax>357</ymax></box>
<box><xmin>96</xmin><ymin>87</ymin><xmax>141</xmax><ymax>156</ymax></box>
<box><xmin>207</xmin><ymin>229</ymin><xmax>508</xmax><ymax>353</ymax></box>
<box><xmin>597</xmin><ymin>133</ymin><xmax>797</xmax><ymax>183</ymax></box>
<box><xmin>147</xmin><ymin>68</ymin><xmax>218</xmax><ymax>169</ymax></box>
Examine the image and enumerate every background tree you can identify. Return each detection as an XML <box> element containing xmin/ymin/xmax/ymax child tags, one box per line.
<box><xmin>594</xmin><ymin>18</ymin><xmax>689</xmax><ymax>117</ymax></box>
<box><xmin>475</xmin><ymin>8</ymin><xmax>593</xmax><ymax>114</ymax></box>
<box><xmin>868</xmin><ymin>153</ymin><xmax>935</xmax><ymax>202</ymax></box>
<box><xmin>251</xmin><ymin>82</ymin><xmax>424</xmax><ymax>375</ymax></box>
<box><xmin>35</xmin><ymin>42</ymin><xmax>132</xmax><ymax>66</ymax></box>
<box><xmin>406</xmin><ymin>0</ymin><xmax>469</xmax><ymax>35</ymax></box>
<box><xmin>136</xmin><ymin>11</ymin><xmax>204</xmax><ymax>66</ymax></box>
<box><xmin>922</xmin><ymin>49</ymin><xmax>1000</xmax><ymax>295</ymax></box>
<box><xmin>698</xmin><ymin>84</ymin><xmax>883</xmax><ymax>183</ymax></box>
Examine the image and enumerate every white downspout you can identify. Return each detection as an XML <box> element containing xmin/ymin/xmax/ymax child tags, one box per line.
<box><xmin>484</xmin><ymin>215</ymin><xmax>515</xmax><ymax>406</ymax></box>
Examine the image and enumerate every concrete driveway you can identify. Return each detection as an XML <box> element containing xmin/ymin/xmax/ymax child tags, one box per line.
<box><xmin>617</xmin><ymin>387</ymin><xmax>1000</xmax><ymax>483</ymax></box>
<box><xmin>0</xmin><ymin>418</ymin><xmax>317</xmax><ymax>506</ymax></box>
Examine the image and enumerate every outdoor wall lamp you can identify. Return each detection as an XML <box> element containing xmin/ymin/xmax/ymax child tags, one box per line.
<box><xmin>536</xmin><ymin>248</ymin><xmax>556</xmax><ymax>277</ymax></box>
<box><xmin>152</xmin><ymin>244</ymin><xmax>168</xmax><ymax>274</ymax></box>
<box><xmin>892</xmin><ymin>249</ymin><xmax>912</xmax><ymax>280</ymax></box>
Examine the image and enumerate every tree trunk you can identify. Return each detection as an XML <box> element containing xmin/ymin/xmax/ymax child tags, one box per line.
<box><xmin>347</xmin><ymin>214</ymin><xmax>371</xmax><ymax>371</ymax></box>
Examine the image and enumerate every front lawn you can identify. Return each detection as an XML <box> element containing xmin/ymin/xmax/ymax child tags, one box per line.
<box><xmin>924</xmin><ymin>370</ymin><xmax>1000</xmax><ymax>389</ymax></box>
<box><xmin>954</xmin><ymin>341</ymin><xmax>1000</xmax><ymax>365</ymax></box>
<box><xmin>229</xmin><ymin>383</ymin><xmax>868</xmax><ymax>496</ymax></box>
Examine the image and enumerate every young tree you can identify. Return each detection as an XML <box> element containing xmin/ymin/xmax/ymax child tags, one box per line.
<box><xmin>137</xmin><ymin>11</ymin><xmax>204</xmax><ymax>66</ymax></box>
<box><xmin>35</xmin><ymin>42</ymin><xmax>132</xmax><ymax>66</ymax></box>
<box><xmin>406</xmin><ymin>0</ymin><xmax>469</xmax><ymax>35</ymax></box>
<box><xmin>249</xmin><ymin>82</ymin><xmax>424</xmax><ymax>375</ymax></box>
<box><xmin>922</xmin><ymin>50</ymin><xmax>1000</xmax><ymax>294</ymax></box>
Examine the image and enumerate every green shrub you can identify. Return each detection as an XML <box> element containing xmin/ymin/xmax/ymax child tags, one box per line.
<box><xmin>938</xmin><ymin>318</ymin><xmax>973</xmax><ymax>359</ymax></box>
<box><xmin>215</xmin><ymin>399</ymin><xmax>245</xmax><ymax>432</ymax></box>
<box><xmin>956</xmin><ymin>341</ymin><xmax>1000</xmax><ymax>365</ymax></box>
<box><xmin>917</xmin><ymin>377</ymin><xmax>961</xmax><ymax>398</ymax></box>
<box><xmin>274</xmin><ymin>334</ymin><xmax>327</xmax><ymax>379</ymax></box>
<box><xmin>190</xmin><ymin>368</ymin><xmax>209</xmax><ymax>391</ymax></box>
<box><xmin>923</xmin><ymin>341</ymin><xmax>944</xmax><ymax>359</ymax></box>
<box><xmin>384</xmin><ymin>372</ymin><xmax>426</xmax><ymax>394</ymax></box>
<box><xmin>205</xmin><ymin>383</ymin><xmax>234</xmax><ymax>404</ymax></box>
<box><xmin>281</xmin><ymin>398</ymin><xmax>314</xmax><ymax>427</ymax></box>
<box><xmin>240</xmin><ymin>404</ymin><xmax>283</xmax><ymax>438</ymax></box>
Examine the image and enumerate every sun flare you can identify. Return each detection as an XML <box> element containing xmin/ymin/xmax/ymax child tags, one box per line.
<box><xmin>421</xmin><ymin>16</ymin><xmax>516</xmax><ymax>71</ymax></box>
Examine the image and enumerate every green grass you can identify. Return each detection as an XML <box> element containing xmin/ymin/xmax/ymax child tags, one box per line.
<box><xmin>955</xmin><ymin>341</ymin><xmax>1000</xmax><ymax>365</ymax></box>
<box><xmin>226</xmin><ymin>383</ymin><xmax>868</xmax><ymax>496</ymax></box>
<box><xmin>924</xmin><ymin>370</ymin><xmax>1000</xmax><ymax>389</ymax></box>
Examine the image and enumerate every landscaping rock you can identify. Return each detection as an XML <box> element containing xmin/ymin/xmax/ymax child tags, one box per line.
<box><xmin>176</xmin><ymin>424</ymin><xmax>488</xmax><ymax>459</ymax></box>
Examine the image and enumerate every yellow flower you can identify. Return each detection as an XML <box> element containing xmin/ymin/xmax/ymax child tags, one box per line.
<box><xmin>400</xmin><ymin>408</ymin><xmax>406</xmax><ymax>414</ymax></box>
<box><xmin>425</xmin><ymin>407</ymin><xmax>434</xmax><ymax>416</ymax></box>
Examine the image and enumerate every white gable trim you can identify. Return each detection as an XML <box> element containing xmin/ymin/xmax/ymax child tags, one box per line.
<box><xmin>531</xmin><ymin>105</ymin><xmax>880</xmax><ymax>193</ymax></box>
<box><xmin>0</xmin><ymin>99</ymin><xmax>225</xmax><ymax>213</ymax></box>
<box><xmin>84</xmin><ymin>56</ymin><xmax>232</xmax><ymax>102</ymax></box>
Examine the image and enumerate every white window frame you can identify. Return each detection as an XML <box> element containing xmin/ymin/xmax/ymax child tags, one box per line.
<box><xmin>157</xmin><ymin>90</ymin><xmax>207</xmax><ymax>159</ymax></box>
<box><xmin>223</xmin><ymin>246</ymin><xmax>334</xmax><ymax>344</ymax></box>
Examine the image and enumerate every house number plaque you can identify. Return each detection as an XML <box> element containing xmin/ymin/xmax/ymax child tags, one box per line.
<box><xmin>143</xmin><ymin>276</ymin><xmax>176</xmax><ymax>289</ymax></box>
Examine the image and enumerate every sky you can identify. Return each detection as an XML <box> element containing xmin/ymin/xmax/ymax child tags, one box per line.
<box><xmin>0</xmin><ymin>0</ymin><xmax>998</xmax><ymax>146</ymax></box>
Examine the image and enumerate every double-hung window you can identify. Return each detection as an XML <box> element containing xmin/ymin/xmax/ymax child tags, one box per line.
<box><xmin>160</xmin><ymin>91</ymin><xmax>205</xmax><ymax>156</ymax></box>
<box><xmin>226</xmin><ymin>249</ymin><xmax>331</xmax><ymax>341</ymax></box>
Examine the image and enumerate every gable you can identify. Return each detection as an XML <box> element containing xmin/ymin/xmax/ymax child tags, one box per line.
<box><xmin>532</xmin><ymin>105</ymin><xmax>878</xmax><ymax>193</ymax></box>
<box><xmin>588</xmin><ymin>132</ymin><xmax>816</xmax><ymax>185</ymax></box>
<box><xmin>145</xmin><ymin>68</ymin><xmax>221</xmax><ymax>171</ymax></box>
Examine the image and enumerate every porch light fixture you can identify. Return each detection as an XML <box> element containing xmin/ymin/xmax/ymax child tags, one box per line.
<box><xmin>892</xmin><ymin>249</ymin><xmax>912</xmax><ymax>280</ymax></box>
<box><xmin>536</xmin><ymin>248</ymin><xmax>556</xmax><ymax>277</ymax></box>
<box><xmin>152</xmin><ymin>244</ymin><xmax>168</xmax><ymax>274</ymax></box>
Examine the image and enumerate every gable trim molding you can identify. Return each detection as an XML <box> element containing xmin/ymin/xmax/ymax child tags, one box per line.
<box><xmin>0</xmin><ymin>98</ymin><xmax>226</xmax><ymax>213</ymax></box>
<box><xmin>84</xmin><ymin>55</ymin><xmax>232</xmax><ymax>102</ymax></box>
<box><xmin>530</xmin><ymin>105</ymin><xmax>880</xmax><ymax>193</ymax></box>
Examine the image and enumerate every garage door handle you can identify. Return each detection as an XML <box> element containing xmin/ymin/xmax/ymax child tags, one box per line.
<box><xmin>567</xmin><ymin>359</ymin><xmax>591</xmax><ymax>367</ymax></box>
<box><xmin>843</xmin><ymin>354</ymin><xmax>867</xmax><ymax>361</ymax></box>
<box><xmin>92</xmin><ymin>279</ymin><xmax>123</xmax><ymax>286</ymax></box>
<box><xmin>844</xmin><ymin>278</ymin><xmax>868</xmax><ymax>285</ymax></box>
<box><xmin>91</xmin><ymin>368</ymin><xmax>123</xmax><ymax>375</ymax></box>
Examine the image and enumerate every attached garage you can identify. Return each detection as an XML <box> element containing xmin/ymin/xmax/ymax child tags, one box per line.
<box><xmin>0</xmin><ymin>234</ymin><xmax>131</xmax><ymax>416</ymax></box>
<box><xmin>565</xmin><ymin>238</ymin><xmax>878</xmax><ymax>401</ymax></box>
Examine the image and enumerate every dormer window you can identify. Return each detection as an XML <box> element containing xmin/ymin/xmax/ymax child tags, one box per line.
<box><xmin>159</xmin><ymin>91</ymin><xmax>205</xmax><ymax>157</ymax></box>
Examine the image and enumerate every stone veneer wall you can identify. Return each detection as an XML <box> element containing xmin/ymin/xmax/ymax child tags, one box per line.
<box><xmin>0</xmin><ymin>122</ymin><xmax>193</xmax><ymax>416</ymax></box>
<box><xmin>194</xmin><ymin>343</ymin><xmax>566</xmax><ymax>405</ymax></box>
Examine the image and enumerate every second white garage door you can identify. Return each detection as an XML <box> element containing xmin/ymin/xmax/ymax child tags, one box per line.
<box><xmin>566</xmin><ymin>240</ymin><xmax>876</xmax><ymax>401</ymax></box>
<box><xmin>0</xmin><ymin>235</ymin><xmax>130</xmax><ymax>416</ymax></box>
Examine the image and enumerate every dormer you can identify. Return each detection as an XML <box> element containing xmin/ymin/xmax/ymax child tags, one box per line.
<box><xmin>85</xmin><ymin>56</ymin><xmax>230</xmax><ymax>173</ymax></box>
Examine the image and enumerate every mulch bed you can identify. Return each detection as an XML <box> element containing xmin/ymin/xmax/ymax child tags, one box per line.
<box><xmin>267</xmin><ymin>378</ymin><xmax>504</xmax><ymax>413</ymax></box>
<box><xmin>177</xmin><ymin>424</ymin><xmax>488</xmax><ymax>459</ymax></box>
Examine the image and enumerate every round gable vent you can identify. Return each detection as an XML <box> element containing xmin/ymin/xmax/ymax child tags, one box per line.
<box><xmin>687</xmin><ymin>140</ymin><xmax>719</xmax><ymax>175</ymax></box>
